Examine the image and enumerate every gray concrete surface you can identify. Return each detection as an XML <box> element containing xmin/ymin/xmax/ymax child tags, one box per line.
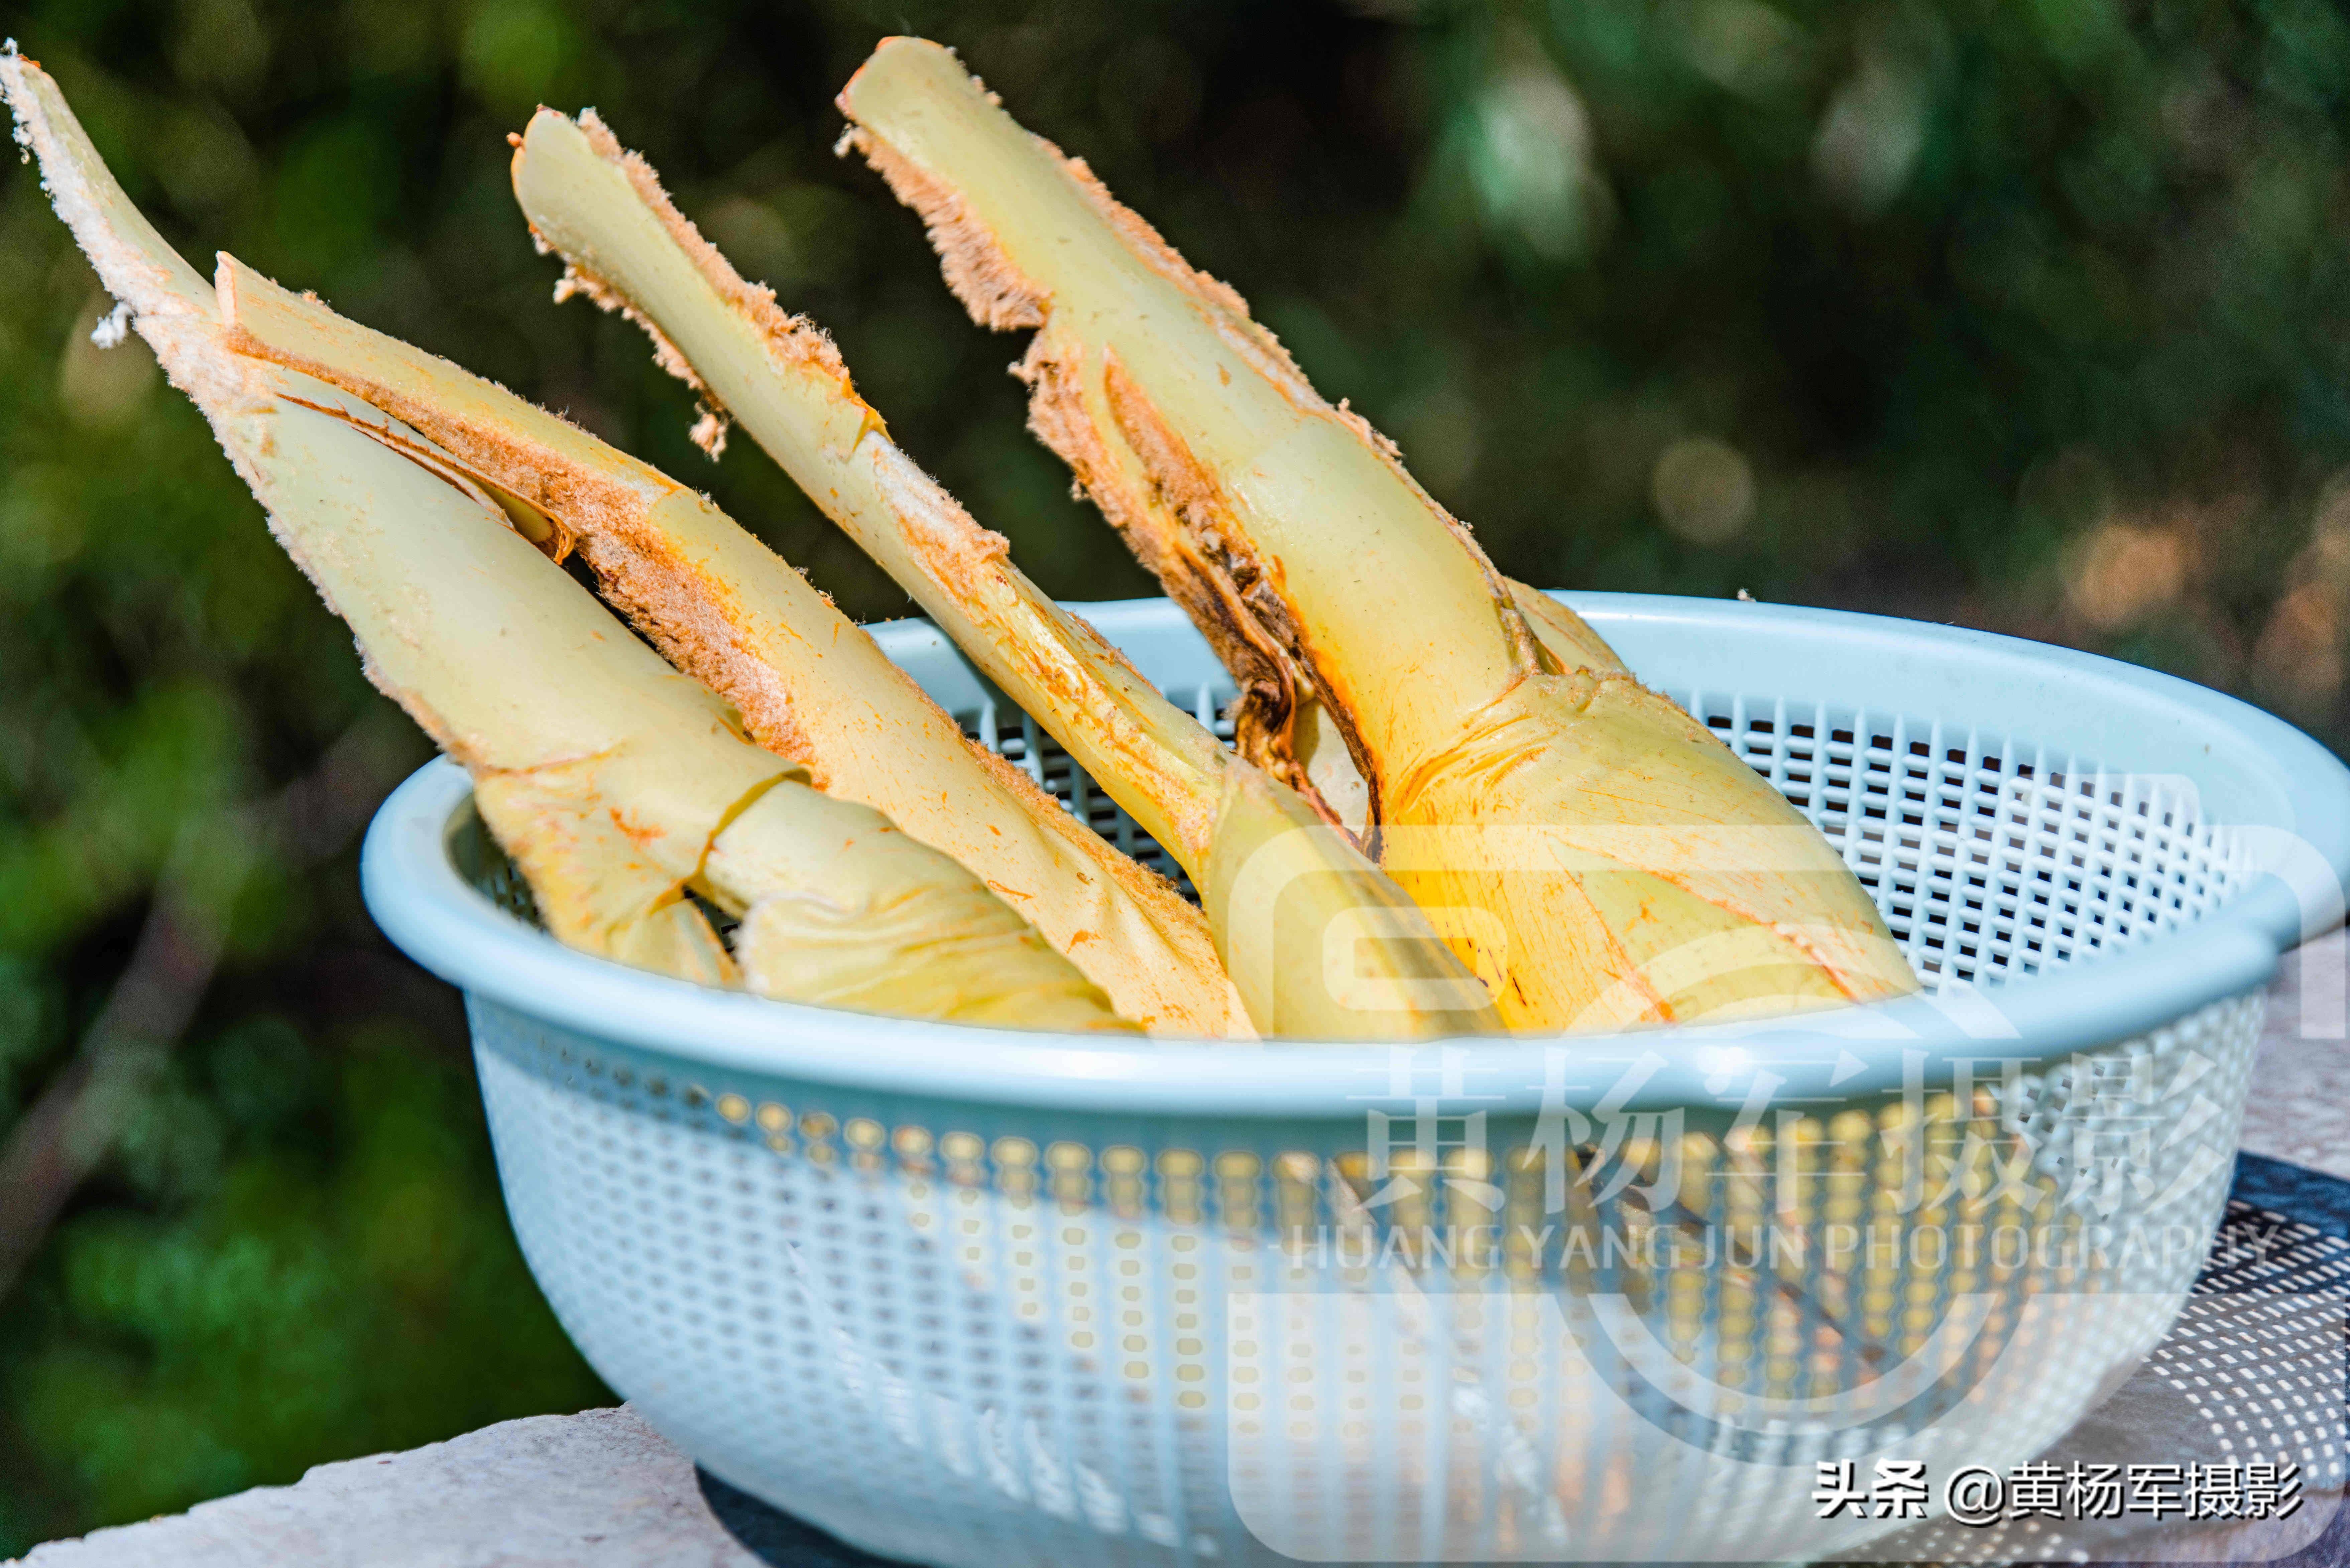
<box><xmin>6</xmin><ymin>1407</ymin><xmax>773</xmax><ymax>1568</ymax></box>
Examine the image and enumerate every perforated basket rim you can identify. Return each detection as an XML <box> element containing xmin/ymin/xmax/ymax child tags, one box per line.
<box><xmin>360</xmin><ymin>594</ymin><xmax>2336</xmax><ymax>1119</ymax></box>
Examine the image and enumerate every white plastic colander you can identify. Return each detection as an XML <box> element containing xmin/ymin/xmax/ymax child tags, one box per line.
<box><xmin>362</xmin><ymin>594</ymin><xmax>2350</xmax><ymax>1565</ymax></box>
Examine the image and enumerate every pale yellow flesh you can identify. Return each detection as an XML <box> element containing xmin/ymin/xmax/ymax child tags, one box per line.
<box><xmin>0</xmin><ymin>50</ymin><xmax>1133</xmax><ymax>1033</ymax></box>
<box><xmin>511</xmin><ymin>109</ymin><xmax>1225</xmax><ymax>863</ymax></box>
<box><xmin>702</xmin><ymin>781</ymin><xmax>1131</xmax><ymax>1030</ymax></box>
<box><xmin>838</xmin><ymin>38</ymin><xmax>1920</xmax><ymax>1031</ymax></box>
<box><xmin>265</xmin><ymin>413</ymin><xmax>1127</xmax><ymax>1031</ymax></box>
<box><xmin>210</xmin><ymin>255</ymin><xmax>1242</xmax><ymax>1038</ymax></box>
<box><xmin>1510</xmin><ymin>585</ymin><xmax>1627</xmax><ymax>677</ymax></box>
<box><xmin>506</xmin><ymin>107</ymin><xmax>1501</xmax><ymax>1040</ymax></box>
<box><xmin>1298</xmin><ymin>588</ymin><xmax>1625</xmax><ymax>840</ymax></box>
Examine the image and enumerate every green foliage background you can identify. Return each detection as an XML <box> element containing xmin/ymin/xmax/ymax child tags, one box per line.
<box><xmin>4</xmin><ymin>0</ymin><xmax>2349</xmax><ymax>1549</ymax></box>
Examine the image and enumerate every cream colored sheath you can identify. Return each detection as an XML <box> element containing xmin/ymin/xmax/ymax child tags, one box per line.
<box><xmin>200</xmin><ymin>263</ymin><xmax>1241</xmax><ymax>1040</ymax></box>
<box><xmin>837</xmin><ymin>38</ymin><xmax>1919</xmax><ymax>1032</ymax></box>
<box><xmin>504</xmin><ymin>108</ymin><xmax>1501</xmax><ymax>1041</ymax></box>
<box><xmin>0</xmin><ymin>49</ymin><xmax>1133</xmax><ymax>1032</ymax></box>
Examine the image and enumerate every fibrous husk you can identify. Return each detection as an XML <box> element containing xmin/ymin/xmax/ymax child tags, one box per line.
<box><xmin>506</xmin><ymin>104</ymin><xmax>1502</xmax><ymax>1040</ymax></box>
<box><xmin>836</xmin><ymin>37</ymin><xmax>1919</xmax><ymax>1030</ymax></box>
<box><xmin>210</xmin><ymin>252</ymin><xmax>1241</xmax><ymax>1037</ymax></box>
<box><xmin>0</xmin><ymin>48</ymin><xmax>1133</xmax><ymax>1033</ymax></box>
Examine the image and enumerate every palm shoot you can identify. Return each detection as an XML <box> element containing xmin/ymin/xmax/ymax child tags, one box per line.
<box><xmin>505</xmin><ymin>107</ymin><xmax>1501</xmax><ymax>1039</ymax></box>
<box><xmin>837</xmin><ymin>38</ymin><xmax>1919</xmax><ymax>1031</ymax></box>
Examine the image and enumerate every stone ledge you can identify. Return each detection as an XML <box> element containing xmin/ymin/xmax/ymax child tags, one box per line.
<box><xmin>6</xmin><ymin>1407</ymin><xmax>790</xmax><ymax>1568</ymax></box>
